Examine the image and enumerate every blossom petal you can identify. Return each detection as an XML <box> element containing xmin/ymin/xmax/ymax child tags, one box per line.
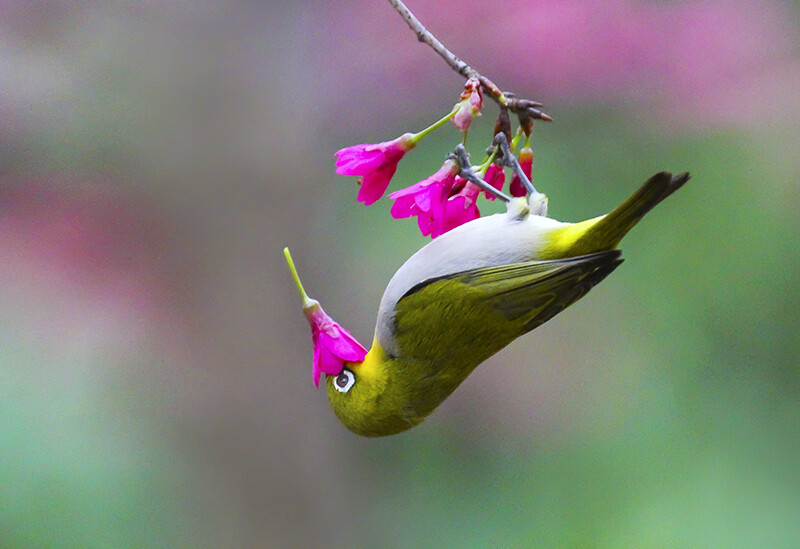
<box><xmin>415</xmin><ymin>207</ymin><xmax>436</xmax><ymax>237</ymax></box>
<box><xmin>509</xmin><ymin>147</ymin><xmax>533</xmax><ymax>197</ymax></box>
<box><xmin>441</xmin><ymin>194</ymin><xmax>480</xmax><ymax>234</ymax></box>
<box><xmin>452</xmin><ymin>102</ymin><xmax>474</xmax><ymax>131</ymax></box>
<box><xmin>358</xmin><ymin>164</ymin><xmax>398</xmax><ymax>205</ymax></box>
<box><xmin>334</xmin><ymin>145</ymin><xmax>384</xmax><ymax>175</ymax></box>
<box><xmin>317</xmin><ymin>342</ymin><xmax>346</xmax><ymax>376</ymax></box>
<box><xmin>483</xmin><ymin>164</ymin><xmax>505</xmax><ymax>200</ymax></box>
<box><xmin>452</xmin><ymin>78</ymin><xmax>483</xmax><ymax>131</ymax></box>
<box><xmin>389</xmin><ymin>159</ymin><xmax>458</xmax><ymax>230</ymax></box>
<box><xmin>321</xmin><ymin>327</ymin><xmax>368</xmax><ymax>362</ymax></box>
<box><xmin>334</xmin><ymin>135</ymin><xmax>416</xmax><ymax>205</ymax></box>
<box><xmin>304</xmin><ymin>304</ymin><xmax>367</xmax><ymax>387</ymax></box>
<box><xmin>312</xmin><ymin>344</ymin><xmax>323</xmax><ymax>387</ymax></box>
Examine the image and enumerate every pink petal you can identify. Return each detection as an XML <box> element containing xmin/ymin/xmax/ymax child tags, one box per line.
<box><xmin>357</xmin><ymin>164</ymin><xmax>397</xmax><ymax>205</ymax></box>
<box><xmin>388</xmin><ymin>160</ymin><xmax>459</xmax><ymax>237</ymax></box>
<box><xmin>452</xmin><ymin>78</ymin><xmax>483</xmax><ymax>131</ymax></box>
<box><xmin>415</xmin><ymin>207</ymin><xmax>436</xmax><ymax>237</ymax></box>
<box><xmin>312</xmin><ymin>344</ymin><xmax>323</xmax><ymax>387</ymax></box>
<box><xmin>334</xmin><ymin>144</ymin><xmax>382</xmax><ymax>175</ymax></box>
<box><xmin>390</xmin><ymin>193</ymin><xmax>417</xmax><ymax>219</ymax></box>
<box><xmin>334</xmin><ymin>135</ymin><xmax>416</xmax><ymax>204</ymax></box>
<box><xmin>413</xmin><ymin>186</ymin><xmax>435</xmax><ymax>212</ymax></box>
<box><xmin>304</xmin><ymin>304</ymin><xmax>367</xmax><ymax>387</ymax></box>
<box><xmin>449</xmin><ymin>176</ymin><xmax>467</xmax><ymax>196</ymax></box>
<box><xmin>483</xmin><ymin>164</ymin><xmax>505</xmax><ymax>200</ymax></box>
<box><xmin>509</xmin><ymin>176</ymin><xmax>527</xmax><ymax>197</ymax></box>
<box><xmin>389</xmin><ymin>160</ymin><xmax>457</xmax><ymax>221</ymax></box>
<box><xmin>320</xmin><ymin>327</ymin><xmax>367</xmax><ymax>362</ymax></box>
<box><xmin>441</xmin><ymin>194</ymin><xmax>480</xmax><ymax>234</ymax></box>
<box><xmin>509</xmin><ymin>148</ymin><xmax>533</xmax><ymax>197</ymax></box>
<box><xmin>317</xmin><ymin>342</ymin><xmax>346</xmax><ymax>376</ymax></box>
<box><xmin>389</xmin><ymin>180</ymin><xmax>430</xmax><ymax>218</ymax></box>
<box><xmin>469</xmin><ymin>88</ymin><xmax>483</xmax><ymax>112</ymax></box>
<box><xmin>452</xmin><ymin>102</ymin><xmax>474</xmax><ymax>131</ymax></box>
<box><xmin>335</xmin><ymin>144</ymin><xmax>402</xmax><ymax>176</ymax></box>
<box><xmin>459</xmin><ymin>182</ymin><xmax>481</xmax><ymax>202</ymax></box>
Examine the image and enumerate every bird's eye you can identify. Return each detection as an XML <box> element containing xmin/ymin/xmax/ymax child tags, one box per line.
<box><xmin>334</xmin><ymin>369</ymin><xmax>356</xmax><ymax>393</ymax></box>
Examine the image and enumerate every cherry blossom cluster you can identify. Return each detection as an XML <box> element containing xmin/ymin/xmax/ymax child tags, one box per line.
<box><xmin>335</xmin><ymin>77</ymin><xmax>543</xmax><ymax>238</ymax></box>
<box><xmin>288</xmin><ymin>0</ymin><xmax>556</xmax><ymax>387</ymax></box>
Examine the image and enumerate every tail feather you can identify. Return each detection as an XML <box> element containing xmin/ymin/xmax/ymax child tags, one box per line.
<box><xmin>565</xmin><ymin>172</ymin><xmax>690</xmax><ymax>256</ymax></box>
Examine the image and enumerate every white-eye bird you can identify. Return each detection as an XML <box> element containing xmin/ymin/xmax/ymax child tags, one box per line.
<box><xmin>289</xmin><ymin>171</ymin><xmax>690</xmax><ymax>436</ymax></box>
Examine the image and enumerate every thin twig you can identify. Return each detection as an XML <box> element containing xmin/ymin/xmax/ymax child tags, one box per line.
<box><xmin>386</xmin><ymin>0</ymin><xmax>553</xmax><ymax>122</ymax></box>
<box><xmin>388</xmin><ymin>0</ymin><xmax>475</xmax><ymax>80</ymax></box>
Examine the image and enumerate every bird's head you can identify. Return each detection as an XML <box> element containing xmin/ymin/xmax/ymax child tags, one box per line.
<box><xmin>284</xmin><ymin>248</ymin><xmax>421</xmax><ymax>437</ymax></box>
<box><xmin>324</xmin><ymin>342</ymin><xmax>424</xmax><ymax>437</ymax></box>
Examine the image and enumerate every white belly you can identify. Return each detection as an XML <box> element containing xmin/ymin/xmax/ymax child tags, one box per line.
<box><xmin>375</xmin><ymin>199</ymin><xmax>568</xmax><ymax>351</ymax></box>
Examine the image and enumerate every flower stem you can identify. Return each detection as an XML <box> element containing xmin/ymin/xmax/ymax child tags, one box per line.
<box><xmin>474</xmin><ymin>146</ymin><xmax>499</xmax><ymax>177</ymax></box>
<box><xmin>386</xmin><ymin>0</ymin><xmax>553</xmax><ymax>122</ymax></box>
<box><xmin>283</xmin><ymin>247</ymin><xmax>314</xmax><ymax>308</ymax></box>
<box><xmin>411</xmin><ymin>106</ymin><xmax>459</xmax><ymax>142</ymax></box>
<box><xmin>511</xmin><ymin>129</ymin><xmax>524</xmax><ymax>153</ymax></box>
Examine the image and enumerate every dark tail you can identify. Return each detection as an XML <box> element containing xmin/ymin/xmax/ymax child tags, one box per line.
<box><xmin>570</xmin><ymin>172</ymin><xmax>691</xmax><ymax>255</ymax></box>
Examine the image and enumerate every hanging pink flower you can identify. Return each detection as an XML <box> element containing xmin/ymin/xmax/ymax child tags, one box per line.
<box><xmin>392</xmin><ymin>171</ymin><xmax>482</xmax><ymax>238</ymax></box>
<box><xmin>304</xmin><ymin>302</ymin><xmax>368</xmax><ymax>387</ymax></box>
<box><xmin>389</xmin><ymin>159</ymin><xmax>459</xmax><ymax>237</ymax></box>
<box><xmin>482</xmin><ymin>163</ymin><xmax>506</xmax><ymax>200</ymax></box>
<box><xmin>284</xmin><ymin>247</ymin><xmax>368</xmax><ymax>387</ymax></box>
<box><xmin>335</xmin><ymin>133</ymin><xmax>417</xmax><ymax>205</ymax></box>
<box><xmin>439</xmin><ymin>180</ymin><xmax>481</xmax><ymax>234</ymax></box>
<box><xmin>509</xmin><ymin>146</ymin><xmax>533</xmax><ymax>197</ymax></box>
<box><xmin>452</xmin><ymin>78</ymin><xmax>483</xmax><ymax>131</ymax></box>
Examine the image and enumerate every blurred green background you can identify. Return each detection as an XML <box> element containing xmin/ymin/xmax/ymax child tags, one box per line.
<box><xmin>1</xmin><ymin>1</ymin><xmax>799</xmax><ymax>547</ymax></box>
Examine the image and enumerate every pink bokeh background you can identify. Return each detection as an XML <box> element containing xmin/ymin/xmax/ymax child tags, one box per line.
<box><xmin>1</xmin><ymin>1</ymin><xmax>798</xmax><ymax>547</ymax></box>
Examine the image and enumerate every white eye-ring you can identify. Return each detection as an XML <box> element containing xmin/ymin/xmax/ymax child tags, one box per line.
<box><xmin>333</xmin><ymin>369</ymin><xmax>356</xmax><ymax>393</ymax></box>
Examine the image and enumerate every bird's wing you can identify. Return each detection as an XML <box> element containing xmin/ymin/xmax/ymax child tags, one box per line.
<box><xmin>390</xmin><ymin>250</ymin><xmax>623</xmax><ymax>363</ymax></box>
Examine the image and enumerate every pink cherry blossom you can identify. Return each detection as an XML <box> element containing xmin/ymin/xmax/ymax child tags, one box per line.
<box><xmin>440</xmin><ymin>180</ymin><xmax>481</xmax><ymax>234</ymax></box>
<box><xmin>509</xmin><ymin>147</ymin><xmax>533</xmax><ymax>197</ymax></box>
<box><xmin>389</xmin><ymin>159</ymin><xmax>459</xmax><ymax>237</ymax></box>
<box><xmin>391</xmin><ymin>167</ymin><xmax>485</xmax><ymax>238</ymax></box>
<box><xmin>335</xmin><ymin>133</ymin><xmax>417</xmax><ymax>205</ymax></box>
<box><xmin>482</xmin><ymin>164</ymin><xmax>505</xmax><ymax>200</ymax></box>
<box><xmin>452</xmin><ymin>78</ymin><xmax>483</xmax><ymax>131</ymax></box>
<box><xmin>304</xmin><ymin>303</ymin><xmax>367</xmax><ymax>387</ymax></box>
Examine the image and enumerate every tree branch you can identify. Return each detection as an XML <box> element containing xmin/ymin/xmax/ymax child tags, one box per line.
<box><xmin>386</xmin><ymin>0</ymin><xmax>553</xmax><ymax>122</ymax></box>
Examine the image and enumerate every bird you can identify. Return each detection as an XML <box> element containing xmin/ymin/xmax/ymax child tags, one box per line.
<box><xmin>287</xmin><ymin>171</ymin><xmax>690</xmax><ymax>436</ymax></box>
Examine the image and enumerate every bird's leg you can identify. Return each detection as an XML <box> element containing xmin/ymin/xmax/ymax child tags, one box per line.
<box><xmin>494</xmin><ymin>132</ymin><xmax>536</xmax><ymax>194</ymax></box>
<box><xmin>453</xmin><ymin>145</ymin><xmax>512</xmax><ymax>202</ymax></box>
<box><xmin>494</xmin><ymin>133</ymin><xmax>548</xmax><ymax>216</ymax></box>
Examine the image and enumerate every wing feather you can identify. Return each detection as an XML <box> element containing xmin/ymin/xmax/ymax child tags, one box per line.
<box><xmin>391</xmin><ymin>250</ymin><xmax>623</xmax><ymax>363</ymax></box>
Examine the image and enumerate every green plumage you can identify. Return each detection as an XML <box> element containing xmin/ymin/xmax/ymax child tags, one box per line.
<box><xmin>313</xmin><ymin>171</ymin><xmax>690</xmax><ymax>436</ymax></box>
<box><xmin>394</xmin><ymin>251</ymin><xmax>623</xmax><ymax>361</ymax></box>
<box><xmin>328</xmin><ymin>251</ymin><xmax>622</xmax><ymax>436</ymax></box>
